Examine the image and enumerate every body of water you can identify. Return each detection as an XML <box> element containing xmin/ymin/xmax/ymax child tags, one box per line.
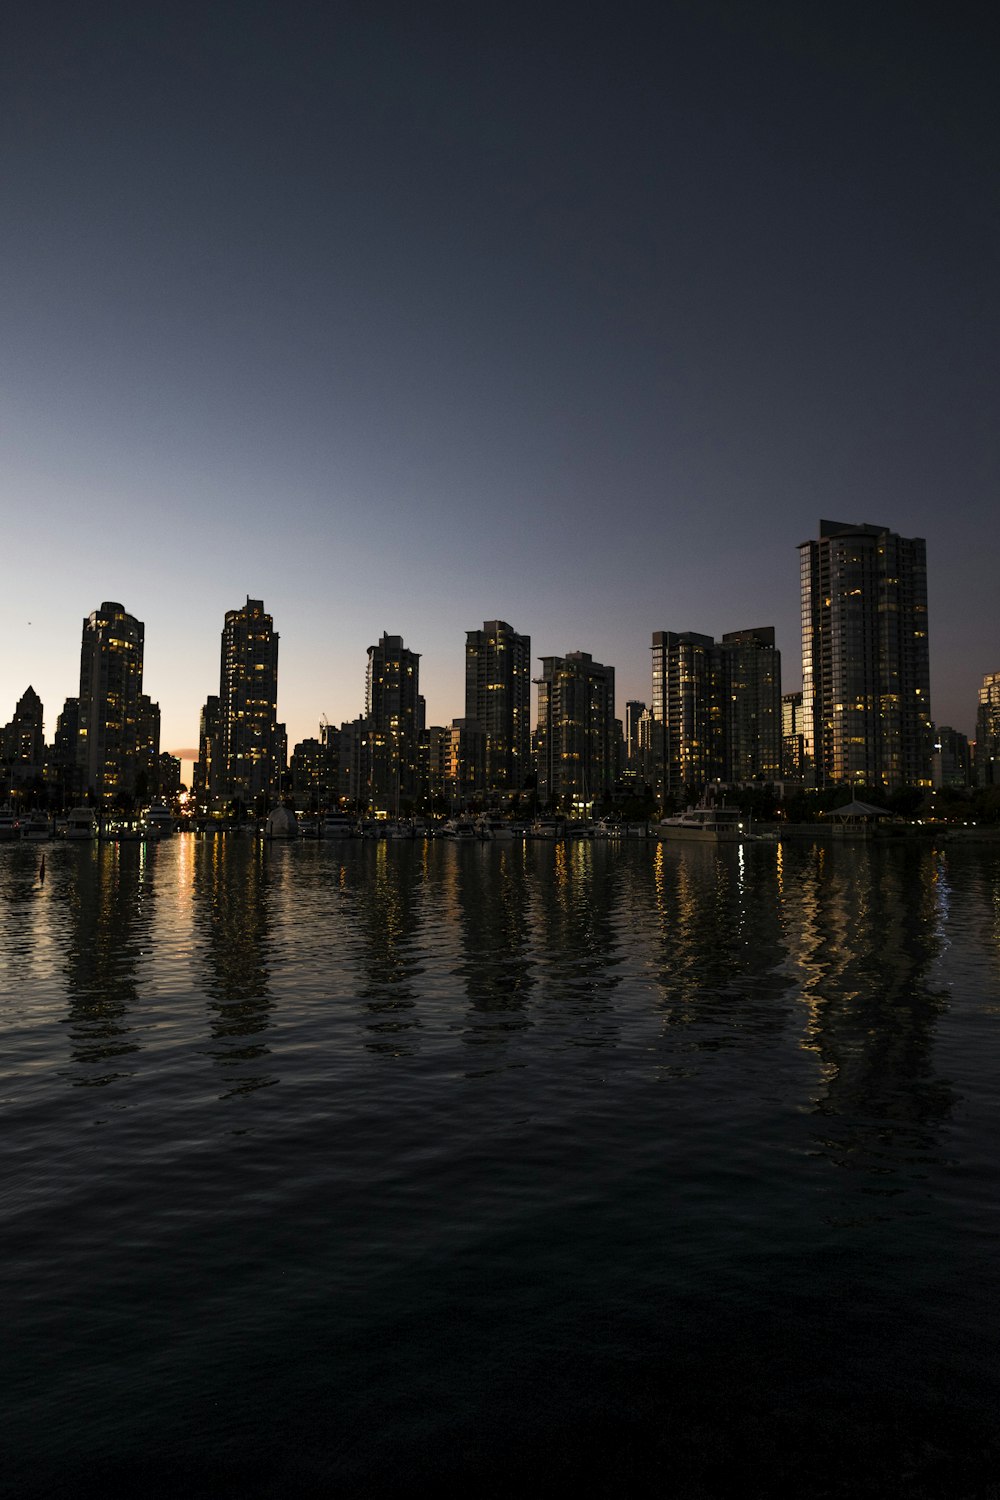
<box><xmin>2</xmin><ymin>835</ymin><xmax>999</xmax><ymax>1496</ymax></box>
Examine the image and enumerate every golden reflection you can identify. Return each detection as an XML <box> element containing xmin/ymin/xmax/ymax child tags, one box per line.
<box><xmin>192</xmin><ymin>837</ymin><xmax>275</xmax><ymax>1096</ymax></box>
<box><xmin>782</xmin><ymin>842</ymin><xmax>953</xmax><ymax>1161</ymax></box>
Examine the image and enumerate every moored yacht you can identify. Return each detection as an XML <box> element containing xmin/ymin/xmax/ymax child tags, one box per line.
<box><xmin>655</xmin><ymin>805</ymin><xmax>747</xmax><ymax>843</ymax></box>
<box><xmin>440</xmin><ymin>819</ymin><xmax>477</xmax><ymax>840</ymax></box>
<box><xmin>475</xmin><ymin>817</ymin><xmax>515</xmax><ymax>840</ymax></box>
<box><xmin>19</xmin><ymin>812</ymin><xmax>51</xmax><ymax>841</ymax></box>
<box><xmin>143</xmin><ymin>803</ymin><xmax>174</xmax><ymax>838</ymax></box>
<box><xmin>321</xmin><ymin>812</ymin><xmax>356</xmax><ymax>839</ymax></box>
<box><xmin>64</xmin><ymin>807</ymin><xmax>97</xmax><ymax>841</ymax></box>
<box><xmin>0</xmin><ymin>808</ymin><xmax>17</xmax><ymax>841</ymax></box>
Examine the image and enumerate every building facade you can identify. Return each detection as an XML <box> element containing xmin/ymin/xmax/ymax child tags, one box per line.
<box><xmin>217</xmin><ymin>598</ymin><xmax>281</xmax><ymax>805</ymax></box>
<box><xmin>932</xmin><ymin>726</ymin><xmax>972</xmax><ymax>790</ymax></box>
<box><xmin>2</xmin><ymin>686</ymin><xmax>45</xmax><ymax>798</ymax></box>
<box><xmin>464</xmin><ymin>620</ymin><xmax>531</xmax><ymax>795</ymax></box>
<box><xmin>650</xmin><ymin>631</ymin><xmax>716</xmax><ymax>799</ymax></box>
<box><xmin>76</xmin><ymin>602</ymin><xmax>154</xmax><ymax>804</ymax></box>
<box><xmin>799</xmin><ymin>520</ymin><xmax>932</xmax><ymax>790</ymax></box>
<box><xmin>651</xmin><ymin>627</ymin><xmax>782</xmax><ymax>803</ymax></box>
<box><xmin>716</xmin><ymin>628</ymin><xmax>782</xmax><ymax>783</ymax></box>
<box><xmin>366</xmin><ymin>635</ymin><xmax>422</xmax><ymax>812</ymax></box>
<box><xmin>974</xmin><ymin>673</ymin><xmax>1000</xmax><ymax>788</ymax></box>
<box><xmin>781</xmin><ymin>691</ymin><xmax>805</xmax><ymax>778</ymax></box>
<box><xmin>535</xmin><ymin>652</ymin><xmax>616</xmax><ymax>813</ymax></box>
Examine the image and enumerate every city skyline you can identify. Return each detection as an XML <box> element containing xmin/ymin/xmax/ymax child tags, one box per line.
<box><xmin>3</xmin><ymin>5</ymin><xmax>997</xmax><ymax>763</ymax></box>
<box><xmin>2</xmin><ymin>538</ymin><xmax>997</xmax><ymax>786</ymax></box>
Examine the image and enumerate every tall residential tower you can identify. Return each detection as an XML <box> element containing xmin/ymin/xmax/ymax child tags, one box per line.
<box><xmin>465</xmin><ymin>620</ymin><xmax>531</xmax><ymax>795</ymax></box>
<box><xmin>218</xmin><ymin>598</ymin><xmax>281</xmax><ymax>805</ymax></box>
<box><xmin>799</xmin><ymin>520</ymin><xmax>932</xmax><ymax>789</ymax></box>
<box><xmin>76</xmin><ymin>602</ymin><xmax>156</xmax><ymax>803</ymax></box>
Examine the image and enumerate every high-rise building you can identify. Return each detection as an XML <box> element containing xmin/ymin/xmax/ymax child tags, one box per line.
<box><xmin>48</xmin><ymin>697</ymin><xmax>81</xmax><ymax>806</ymax></box>
<box><xmin>651</xmin><ymin>627</ymin><xmax>782</xmax><ymax>802</ymax></box>
<box><xmin>974</xmin><ymin>673</ymin><xmax>1000</xmax><ymax>788</ymax></box>
<box><xmin>336</xmin><ymin>716</ymin><xmax>372</xmax><ymax>808</ymax></box>
<box><xmin>799</xmin><ymin>521</ymin><xmax>932</xmax><ymax>790</ymax></box>
<box><xmin>535</xmin><ymin>652</ymin><xmax>616</xmax><ymax>812</ymax></box>
<box><xmin>2</xmin><ymin>686</ymin><xmax>44</xmax><ymax>778</ymax></box>
<box><xmin>932</xmin><ymin>727</ymin><xmax>972</xmax><ymax>790</ymax></box>
<box><xmin>218</xmin><ymin>598</ymin><xmax>280</xmax><ymax>805</ymax></box>
<box><xmin>716</xmin><ymin>629</ymin><xmax>782</xmax><ymax>783</ymax></box>
<box><xmin>650</xmin><ymin>631</ymin><xmax>715</xmax><ymax>798</ymax></box>
<box><xmin>194</xmin><ymin>695</ymin><xmax>221</xmax><ymax>805</ymax></box>
<box><xmin>136</xmin><ymin>694</ymin><xmax>161</xmax><ymax>797</ymax></box>
<box><xmin>782</xmin><ymin>691</ymin><xmax>805</xmax><ymax>778</ymax></box>
<box><xmin>365</xmin><ymin>634</ymin><xmax>422</xmax><ymax>812</ymax></box>
<box><xmin>465</xmin><ymin>620</ymin><xmax>531</xmax><ymax>794</ymax></box>
<box><xmin>77</xmin><ymin>602</ymin><xmax>154</xmax><ymax>804</ymax></box>
<box><xmin>624</xmin><ymin>700</ymin><xmax>647</xmax><ymax>774</ymax></box>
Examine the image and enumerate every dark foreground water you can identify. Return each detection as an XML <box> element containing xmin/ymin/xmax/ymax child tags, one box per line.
<box><xmin>2</xmin><ymin>834</ymin><xmax>999</xmax><ymax>1497</ymax></box>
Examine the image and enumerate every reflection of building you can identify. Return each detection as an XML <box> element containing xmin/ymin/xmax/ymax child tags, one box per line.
<box><xmin>77</xmin><ymin>602</ymin><xmax>157</xmax><ymax>804</ymax></box>
<box><xmin>651</xmin><ymin>626</ymin><xmax>781</xmax><ymax>800</ymax></box>
<box><xmin>535</xmin><ymin>652</ymin><xmax>616</xmax><ymax>811</ymax></box>
<box><xmin>218</xmin><ymin>599</ymin><xmax>281</xmax><ymax>805</ymax></box>
<box><xmin>975</xmin><ymin>673</ymin><xmax>1000</xmax><ymax>787</ymax></box>
<box><xmin>465</xmin><ymin>620</ymin><xmax>531</xmax><ymax>794</ymax></box>
<box><xmin>799</xmin><ymin>520</ymin><xmax>932</xmax><ymax>789</ymax></box>
<box><xmin>366</xmin><ymin>635</ymin><xmax>423</xmax><ymax>812</ymax></box>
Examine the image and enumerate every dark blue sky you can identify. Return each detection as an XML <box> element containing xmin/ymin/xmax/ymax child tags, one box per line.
<box><xmin>3</xmin><ymin>1</ymin><xmax>997</xmax><ymax>755</ymax></box>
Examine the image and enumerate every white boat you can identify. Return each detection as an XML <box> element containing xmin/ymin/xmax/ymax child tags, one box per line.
<box><xmin>321</xmin><ymin>812</ymin><xmax>356</xmax><ymax>839</ymax></box>
<box><xmin>655</xmin><ymin>805</ymin><xmax>748</xmax><ymax>843</ymax></box>
<box><xmin>64</xmin><ymin>807</ymin><xmax>97</xmax><ymax>841</ymax></box>
<box><xmin>0</xmin><ymin>808</ymin><xmax>17</xmax><ymax>841</ymax></box>
<box><xmin>475</xmin><ymin>818</ymin><xmax>515</xmax><ymax>840</ymax></box>
<box><xmin>144</xmin><ymin>803</ymin><xmax>174</xmax><ymax>838</ymax></box>
<box><xmin>530</xmin><ymin>817</ymin><xmax>565</xmax><ymax>839</ymax></box>
<box><xmin>19</xmin><ymin>812</ymin><xmax>51</xmax><ymax>841</ymax></box>
<box><xmin>440</xmin><ymin>820</ymin><xmax>477</xmax><ymax>840</ymax></box>
<box><xmin>264</xmin><ymin>805</ymin><xmax>299</xmax><ymax>840</ymax></box>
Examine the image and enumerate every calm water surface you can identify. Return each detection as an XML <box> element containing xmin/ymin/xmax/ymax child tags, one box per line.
<box><xmin>2</xmin><ymin>835</ymin><xmax>999</xmax><ymax>1496</ymax></box>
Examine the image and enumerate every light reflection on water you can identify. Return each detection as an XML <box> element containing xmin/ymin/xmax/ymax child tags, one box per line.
<box><xmin>2</xmin><ymin>835</ymin><xmax>1000</xmax><ymax>1495</ymax></box>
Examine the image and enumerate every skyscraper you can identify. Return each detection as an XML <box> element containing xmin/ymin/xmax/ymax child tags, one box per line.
<box><xmin>465</xmin><ymin>620</ymin><xmax>531</xmax><ymax>795</ymax></box>
<box><xmin>365</xmin><ymin>634</ymin><xmax>422</xmax><ymax>812</ymax></box>
<box><xmin>194</xmin><ymin>695</ymin><xmax>221</xmax><ymax>806</ymax></box>
<box><xmin>974</xmin><ymin>672</ymin><xmax>1000</xmax><ymax>788</ymax></box>
<box><xmin>716</xmin><ymin>628</ymin><xmax>782</xmax><ymax>784</ymax></box>
<box><xmin>2</xmin><ymin>686</ymin><xmax>44</xmax><ymax>770</ymax></box>
<box><xmin>650</xmin><ymin>626</ymin><xmax>782</xmax><ymax>802</ymax></box>
<box><xmin>76</xmin><ymin>601</ymin><xmax>153</xmax><ymax>803</ymax></box>
<box><xmin>218</xmin><ymin>598</ymin><xmax>281</xmax><ymax>805</ymax></box>
<box><xmin>799</xmin><ymin>520</ymin><xmax>932</xmax><ymax>789</ymax></box>
<box><xmin>535</xmin><ymin>652</ymin><xmax>616</xmax><ymax>812</ymax></box>
<box><xmin>650</xmin><ymin>631</ymin><xmax>715</xmax><ymax>799</ymax></box>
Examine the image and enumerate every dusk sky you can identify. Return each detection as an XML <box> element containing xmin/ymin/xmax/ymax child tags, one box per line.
<box><xmin>3</xmin><ymin>1</ymin><xmax>997</xmax><ymax>773</ymax></box>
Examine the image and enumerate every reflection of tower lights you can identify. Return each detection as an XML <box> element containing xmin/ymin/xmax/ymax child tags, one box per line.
<box><xmin>653</xmin><ymin>842</ymin><xmax>666</xmax><ymax>918</ymax></box>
